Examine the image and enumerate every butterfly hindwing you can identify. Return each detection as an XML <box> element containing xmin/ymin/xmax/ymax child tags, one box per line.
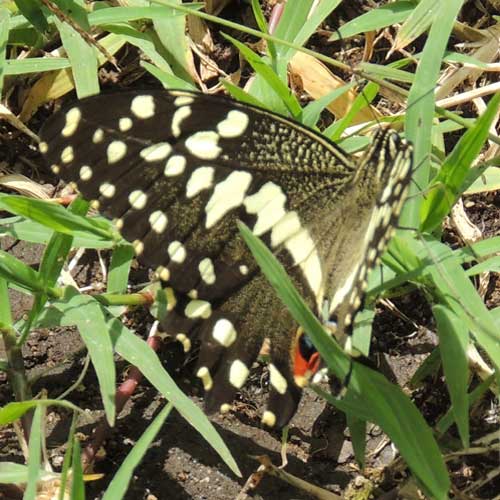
<box><xmin>39</xmin><ymin>89</ymin><xmax>413</xmax><ymax>427</ymax></box>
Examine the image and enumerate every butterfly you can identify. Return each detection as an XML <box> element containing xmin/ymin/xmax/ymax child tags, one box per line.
<box><xmin>39</xmin><ymin>89</ymin><xmax>413</xmax><ymax>428</ymax></box>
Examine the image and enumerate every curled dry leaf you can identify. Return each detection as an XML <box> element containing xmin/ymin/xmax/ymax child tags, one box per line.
<box><xmin>187</xmin><ymin>15</ymin><xmax>219</xmax><ymax>82</ymax></box>
<box><xmin>289</xmin><ymin>51</ymin><xmax>381</xmax><ymax>125</ymax></box>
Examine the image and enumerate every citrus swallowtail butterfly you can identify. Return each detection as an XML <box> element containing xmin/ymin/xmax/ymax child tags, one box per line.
<box><xmin>39</xmin><ymin>89</ymin><xmax>413</xmax><ymax>428</ymax></box>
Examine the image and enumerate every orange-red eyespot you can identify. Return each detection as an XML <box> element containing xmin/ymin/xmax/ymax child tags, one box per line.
<box><xmin>292</xmin><ymin>329</ymin><xmax>320</xmax><ymax>388</ymax></box>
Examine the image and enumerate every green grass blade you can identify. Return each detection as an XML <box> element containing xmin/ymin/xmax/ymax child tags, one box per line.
<box><xmin>4</xmin><ymin>57</ymin><xmax>71</xmax><ymax>75</ymax></box>
<box><xmin>107</xmin><ymin>245</ymin><xmax>134</xmax><ymax>294</ymax></box>
<box><xmin>420</xmin><ymin>93</ymin><xmax>500</xmax><ymax>232</ymax></box>
<box><xmin>102</xmin><ymin>403</ymin><xmax>173</xmax><ymax>500</ymax></box>
<box><xmin>239</xmin><ymin>223</ymin><xmax>449</xmax><ymax>498</ymax></box>
<box><xmin>0</xmin><ymin>7</ymin><xmax>10</xmax><ymax>95</ymax></box>
<box><xmin>0</xmin><ymin>195</ymin><xmax>114</xmax><ymax>240</ymax></box>
<box><xmin>465</xmin><ymin>256</ymin><xmax>500</xmax><ymax>276</ymax></box>
<box><xmin>0</xmin><ymin>463</ymin><xmax>35</xmax><ymax>484</ymax></box>
<box><xmin>436</xmin><ymin>375</ymin><xmax>494</xmax><ymax>436</ymax></box>
<box><xmin>0</xmin><ymin>400</ymin><xmax>82</xmax><ymax>425</ymax></box>
<box><xmin>433</xmin><ymin>305</ymin><xmax>469</xmax><ymax>447</ymax></box>
<box><xmin>402</xmin><ymin>0</ymin><xmax>464</xmax><ymax>228</ymax></box>
<box><xmin>88</xmin><ymin>4</ymin><xmax>203</xmax><ymax>25</ymax></box>
<box><xmin>70</xmin><ymin>439</ymin><xmax>85</xmax><ymax>500</ymax></box>
<box><xmin>47</xmin><ymin>291</ymin><xmax>241</xmax><ymax>477</ymax></box>
<box><xmin>302</xmin><ymin>82</ymin><xmax>355</xmax><ymax>128</ymax></box>
<box><xmin>141</xmin><ymin>60</ymin><xmax>197</xmax><ymax>90</ymax></box>
<box><xmin>394</xmin><ymin>0</ymin><xmax>439</xmax><ymax>52</ymax></box>
<box><xmin>52</xmin><ymin>287</ymin><xmax>117</xmax><ymax>426</ymax></box>
<box><xmin>0</xmin><ymin>250</ymin><xmax>43</xmax><ymax>294</ymax></box>
<box><xmin>358</xmin><ymin>62</ymin><xmax>414</xmax><ymax>84</ymax></box>
<box><xmin>23</xmin><ymin>404</ymin><xmax>43</xmax><ymax>500</ymax></box>
<box><xmin>346</xmin><ymin>414</ymin><xmax>366</xmax><ymax>468</ymax></box>
<box><xmin>103</xmin><ymin>24</ymin><xmax>172</xmax><ymax>74</ymax></box>
<box><xmin>152</xmin><ymin>1</ymin><xmax>193</xmax><ymax>84</ymax></box>
<box><xmin>417</xmin><ymin>238</ymin><xmax>500</xmax><ymax>373</ymax></box>
<box><xmin>58</xmin><ymin>412</ymin><xmax>78</xmax><ymax>500</ymax></box>
<box><xmin>280</xmin><ymin>0</ymin><xmax>342</xmax><ymax>63</ymax></box>
<box><xmin>0</xmin><ymin>277</ymin><xmax>12</xmax><ymax>328</ymax></box>
<box><xmin>39</xmin><ymin>197</ymin><xmax>88</xmax><ymax>287</ymax></box>
<box><xmin>55</xmin><ymin>17</ymin><xmax>99</xmax><ymax>98</ymax></box>
<box><xmin>0</xmin><ymin>217</ymin><xmax>114</xmax><ymax>249</ymax></box>
<box><xmin>13</xmin><ymin>0</ymin><xmax>48</xmax><ymax>33</ymax></box>
<box><xmin>330</xmin><ymin>1</ymin><xmax>414</xmax><ymax>41</ymax></box>
<box><xmin>223</xmin><ymin>33</ymin><xmax>302</xmax><ymax>118</ymax></box>
<box><xmin>221</xmin><ymin>79</ymin><xmax>267</xmax><ymax>108</ymax></box>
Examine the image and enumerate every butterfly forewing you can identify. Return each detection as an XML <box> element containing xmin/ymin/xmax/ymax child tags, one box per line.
<box><xmin>39</xmin><ymin>89</ymin><xmax>412</xmax><ymax>428</ymax></box>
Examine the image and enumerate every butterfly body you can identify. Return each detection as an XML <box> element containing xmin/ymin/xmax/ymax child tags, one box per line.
<box><xmin>39</xmin><ymin>90</ymin><xmax>412</xmax><ymax>428</ymax></box>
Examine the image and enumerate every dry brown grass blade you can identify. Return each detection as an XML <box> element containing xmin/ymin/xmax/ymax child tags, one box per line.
<box><xmin>40</xmin><ymin>0</ymin><xmax>118</xmax><ymax>69</ymax></box>
<box><xmin>0</xmin><ymin>104</ymin><xmax>39</xmax><ymax>141</ymax></box>
<box><xmin>289</xmin><ymin>51</ymin><xmax>381</xmax><ymax>125</ymax></box>
<box><xmin>435</xmin><ymin>23</ymin><xmax>500</xmax><ymax>100</ymax></box>
<box><xmin>0</xmin><ymin>174</ymin><xmax>51</xmax><ymax>199</ymax></box>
